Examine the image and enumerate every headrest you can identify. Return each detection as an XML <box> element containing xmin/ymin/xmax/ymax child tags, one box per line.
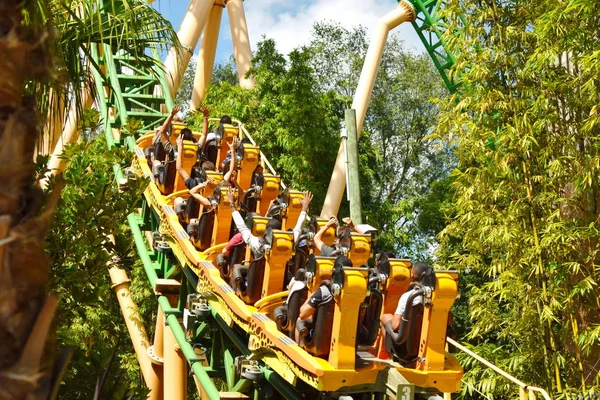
<box><xmin>332</xmin><ymin>255</ymin><xmax>352</xmax><ymax>287</ymax></box>
<box><xmin>244</xmin><ymin>212</ymin><xmax>259</xmax><ymax>230</ymax></box>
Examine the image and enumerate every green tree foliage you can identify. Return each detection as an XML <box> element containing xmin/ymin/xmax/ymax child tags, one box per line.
<box><xmin>45</xmin><ymin>136</ymin><xmax>153</xmax><ymax>398</ymax></box>
<box><xmin>189</xmin><ymin>39</ymin><xmax>341</xmax><ymax>209</ymax></box>
<box><xmin>434</xmin><ymin>0</ymin><xmax>600</xmax><ymax>396</ymax></box>
<box><xmin>186</xmin><ymin>23</ymin><xmax>451</xmax><ymax>259</ymax></box>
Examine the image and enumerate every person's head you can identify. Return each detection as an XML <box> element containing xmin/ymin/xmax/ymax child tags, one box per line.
<box><xmin>220</xmin><ymin>115</ymin><xmax>232</xmax><ymax>125</ymax></box>
<box><xmin>335</xmin><ymin>229</ymin><xmax>352</xmax><ymax>251</ymax></box>
<box><xmin>411</xmin><ymin>261</ymin><xmax>431</xmax><ymax>282</ymax></box>
<box><xmin>181</xmin><ymin>128</ymin><xmax>196</xmax><ymax>142</ymax></box>
<box><xmin>376</xmin><ymin>250</ymin><xmax>396</xmax><ymax>265</ymax></box>
<box><xmin>266</xmin><ymin>218</ymin><xmax>282</xmax><ymax>231</ymax></box>
<box><xmin>201</xmin><ymin>160</ymin><xmax>215</xmax><ymax>171</ymax></box>
<box><xmin>294</xmin><ymin>268</ymin><xmax>306</xmax><ymax>282</ymax></box>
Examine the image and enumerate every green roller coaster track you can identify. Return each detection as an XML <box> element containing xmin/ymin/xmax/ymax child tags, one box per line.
<box><xmin>89</xmin><ymin>1</ymin><xmax>460</xmax><ymax>398</ymax></box>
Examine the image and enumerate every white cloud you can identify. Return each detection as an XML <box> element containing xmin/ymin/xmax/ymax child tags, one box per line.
<box><xmin>242</xmin><ymin>0</ymin><xmax>425</xmax><ymax>56</ymax></box>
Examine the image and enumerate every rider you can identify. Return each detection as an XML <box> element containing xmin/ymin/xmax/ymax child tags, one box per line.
<box><xmin>379</xmin><ymin>262</ymin><xmax>431</xmax><ymax>348</ymax></box>
<box><xmin>226</xmin><ymin>187</ymin><xmax>281</xmax><ymax>258</ymax></box>
<box><xmin>313</xmin><ymin>217</ymin><xmax>352</xmax><ymax>257</ymax></box>
<box><xmin>198</xmin><ymin>106</ymin><xmax>233</xmax><ymax>150</ymax></box>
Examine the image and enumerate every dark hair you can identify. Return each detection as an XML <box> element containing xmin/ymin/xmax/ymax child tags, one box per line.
<box><xmin>320</xmin><ymin>279</ymin><xmax>332</xmax><ymax>288</ymax></box>
<box><xmin>201</xmin><ymin>160</ymin><xmax>215</xmax><ymax>171</ymax></box>
<box><xmin>220</xmin><ymin>115</ymin><xmax>232</xmax><ymax>125</ymax></box>
<box><xmin>266</xmin><ymin>218</ymin><xmax>282</xmax><ymax>230</ymax></box>
<box><xmin>294</xmin><ymin>268</ymin><xmax>306</xmax><ymax>281</ymax></box>
<box><xmin>376</xmin><ymin>250</ymin><xmax>396</xmax><ymax>264</ymax></box>
<box><xmin>412</xmin><ymin>262</ymin><xmax>432</xmax><ymax>281</ymax></box>
<box><xmin>181</xmin><ymin>128</ymin><xmax>196</xmax><ymax>142</ymax></box>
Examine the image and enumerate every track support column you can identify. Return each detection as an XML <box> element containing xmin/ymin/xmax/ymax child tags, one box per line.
<box><xmin>109</xmin><ymin>267</ymin><xmax>162</xmax><ymax>399</ymax></box>
<box><xmin>164</xmin><ymin>0</ymin><xmax>215</xmax><ymax>97</ymax></box>
<box><xmin>321</xmin><ymin>0</ymin><xmax>415</xmax><ymax>217</ymax></box>
<box><xmin>226</xmin><ymin>0</ymin><xmax>255</xmax><ymax>89</ymax></box>
<box><xmin>163</xmin><ymin>311</ymin><xmax>187</xmax><ymax>400</ymax></box>
<box><xmin>345</xmin><ymin>109</ymin><xmax>362</xmax><ymax>224</ymax></box>
<box><xmin>190</xmin><ymin>2</ymin><xmax>224</xmax><ymax>109</ymax></box>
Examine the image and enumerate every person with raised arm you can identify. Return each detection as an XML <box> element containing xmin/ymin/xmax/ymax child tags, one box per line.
<box><xmin>292</xmin><ymin>191</ymin><xmax>313</xmax><ymax>245</ymax></box>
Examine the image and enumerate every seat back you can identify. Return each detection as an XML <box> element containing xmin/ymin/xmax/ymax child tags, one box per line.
<box><xmin>204</xmin><ymin>137</ymin><xmax>218</xmax><ymax>166</ymax></box>
<box><xmin>154</xmin><ymin>141</ymin><xmax>166</xmax><ymax>161</ymax></box>
<box><xmin>160</xmin><ymin>159</ymin><xmax>177</xmax><ymax>194</ymax></box>
<box><xmin>357</xmin><ymin>290</ymin><xmax>383</xmax><ymax>346</ymax></box>
<box><xmin>217</xmin><ymin>124</ymin><xmax>239</xmax><ymax>167</ymax></box>
<box><xmin>257</xmin><ymin>174</ymin><xmax>281</xmax><ymax>216</ymax></box>
<box><xmin>348</xmin><ymin>233</ymin><xmax>371</xmax><ymax>266</ymax></box>
<box><xmin>304</xmin><ymin>298</ymin><xmax>335</xmax><ymax>357</ymax></box>
<box><xmin>285</xmin><ymin>286</ymin><xmax>308</xmax><ymax>338</ymax></box>
<box><xmin>405</xmin><ymin>303</ymin><xmax>424</xmax><ymax>361</ymax></box>
<box><xmin>196</xmin><ymin>209</ymin><xmax>215</xmax><ymax>250</ymax></box>
<box><xmin>241</xmin><ymin>257</ymin><xmax>266</xmax><ymax>305</ymax></box>
<box><xmin>185</xmin><ymin>196</ymin><xmax>200</xmax><ymax>223</ymax></box>
<box><xmin>238</xmin><ymin>144</ymin><xmax>260</xmax><ymax>190</ymax></box>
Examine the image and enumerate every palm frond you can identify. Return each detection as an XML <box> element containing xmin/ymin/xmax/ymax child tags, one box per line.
<box><xmin>29</xmin><ymin>0</ymin><xmax>179</xmax><ymax>150</ymax></box>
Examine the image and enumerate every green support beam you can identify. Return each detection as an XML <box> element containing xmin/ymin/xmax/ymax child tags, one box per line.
<box><xmin>406</xmin><ymin>0</ymin><xmax>461</xmax><ymax>93</ymax></box>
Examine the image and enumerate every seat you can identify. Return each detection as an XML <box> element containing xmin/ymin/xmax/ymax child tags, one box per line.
<box><xmin>188</xmin><ymin>208</ymin><xmax>215</xmax><ymax>251</ymax></box>
<box><xmin>154</xmin><ymin>158</ymin><xmax>177</xmax><ymax>194</ymax></box>
<box><xmin>237</xmin><ymin>143</ymin><xmax>260</xmax><ymax>190</ymax></box>
<box><xmin>224</xmin><ymin>242</ymin><xmax>246</xmax><ymax>279</ymax></box>
<box><xmin>203</xmin><ymin>137</ymin><xmax>218</xmax><ymax>166</ymax></box>
<box><xmin>384</xmin><ymin>290</ymin><xmax>425</xmax><ymax>367</ymax></box>
<box><xmin>184</xmin><ymin>196</ymin><xmax>200</xmax><ymax>224</ymax></box>
<box><xmin>231</xmin><ymin>256</ymin><xmax>266</xmax><ymax>305</ymax></box>
<box><xmin>357</xmin><ymin>290</ymin><xmax>383</xmax><ymax>346</ymax></box>
<box><xmin>284</xmin><ymin>245</ymin><xmax>309</xmax><ymax>288</ymax></box>
<box><xmin>274</xmin><ymin>286</ymin><xmax>308</xmax><ymax>338</ymax></box>
<box><xmin>296</xmin><ymin>297</ymin><xmax>335</xmax><ymax>357</ymax></box>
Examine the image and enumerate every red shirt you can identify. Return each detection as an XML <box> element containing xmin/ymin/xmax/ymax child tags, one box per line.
<box><xmin>224</xmin><ymin>232</ymin><xmax>244</xmax><ymax>252</ymax></box>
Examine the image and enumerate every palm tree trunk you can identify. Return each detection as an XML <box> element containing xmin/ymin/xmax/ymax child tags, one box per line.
<box><xmin>0</xmin><ymin>1</ymin><xmax>59</xmax><ymax>398</ymax></box>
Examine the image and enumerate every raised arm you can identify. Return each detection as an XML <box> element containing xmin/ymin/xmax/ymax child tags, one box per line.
<box><xmin>293</xmin><ymin>191</ymin><xmax>313</xmax><ymax>244</ymax></box>
<box><xmin>158</xmin><ymin>104</ymin><xmax>180</xmax><ymax>148</ymax></box>
<box><xmin>176</xmin><ymin>134</ymin><xmax>191</xmax><ymax>182</ymax></box>
<box><xmin>342</xmin><ymin>217</ymin><xmax>366</xmax><ymax>234</ymax></box>
<box><xmin>189</xmin><ymin>182</ymin><xmax>212</xmax><ymax>208</ymax></box>
<box><xmin>198</xmin><ymin>106</ymin><xmax>210</xmax><ymax>148</ymax></box>
<box><xmin>223</xmin><ymin>138</ymin><xmax>239</xmax><ymax>182</ymax></box>
<box><xmin>313</xmin><ymin>216</ymin><xmax>337</xmax><ymax>253</ymax></box>
<box><xmin>228</xmin><ymin>187</ymin><xmax>253</xmax><ymax>244</ymax></box>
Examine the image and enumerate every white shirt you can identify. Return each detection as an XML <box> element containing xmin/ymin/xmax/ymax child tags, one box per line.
<box><xmin>394</xmin><ymin>289</ymin><xmax>423</xmax><ymax>317</ymax></box>
<box><xmin>232</xmin><ymin>210</ymin><xmax>265</xmax><ymax>254</ymax></box>
<box><xmin>286</xmin><ymin>280</ymin><xmax>306</xmax><ymax>304</ymax></box>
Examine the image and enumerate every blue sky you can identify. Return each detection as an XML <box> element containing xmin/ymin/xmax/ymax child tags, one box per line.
<box><xmin>152</xmin><ymin>0</ymin><xmax>424</xmax><ymax>64</ymax></box>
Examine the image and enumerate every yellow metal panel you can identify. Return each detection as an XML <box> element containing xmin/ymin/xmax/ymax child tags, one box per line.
<box><xmin>263</xmin><ymin>231</ymin><xmax>293</xmax><ymax>297</ymax></box>
<box><xmin>329</xmin><ymin>268</ymin><xmax>368</xmax><ymax>369</ymax></box>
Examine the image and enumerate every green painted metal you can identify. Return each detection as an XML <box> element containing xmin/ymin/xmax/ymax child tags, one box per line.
<box><xmin>158</xmin><ymin>296</ymin><xmax>221</xmax><ymax>400</ymax></box>
<box><xmin>127</xmin><ymin>213</ymin><xmax>160</xmax><ymax>289</ymax></box>
<box><xmin>90</xmin><ymin>44</ymin><xmax>172</xmax><ymax>140</ymax></box>
<box><xmin>406</xmin><ymin>0</ymin><xmax>461</xmax><ymax>93</ymax></box>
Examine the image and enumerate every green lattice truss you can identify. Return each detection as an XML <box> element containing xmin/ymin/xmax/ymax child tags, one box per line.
<box><xmin>90</xmin><ymin>44</ymin><xmax>173</xmax><ymax>149</ymax></box>
<box><xmin>406</xmin><ymin>0</ymin><xmax>461</xmax><ymax>93</ymax></box>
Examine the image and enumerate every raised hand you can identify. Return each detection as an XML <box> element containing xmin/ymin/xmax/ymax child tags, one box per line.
<box><xmin>171</xmin><ymin>104</ymin><xmax>181</xmax><ymax>116</ymax></box>
<box><xmin>227</xmin><ymin>187</ymin><xmax>235</xmax><ymax>206</ymax></box>
<box><xmin>228</xmin><ymin>137</ymin><xmax>240</xmax><ymax>151</ymax></box>
<box><xmin>326</xmin><ymin>216</ymin><xmax>338</xmax><ymax>228</ymax></box>
<box><xmin>201</xmin><ymin>106</ymin><xmax>210</xmax><ymax>117</ymax></box>
<box><xmin>300</xmin><ymin>191</ymin><xmax>313</xmax><ymax>212</ymax></box>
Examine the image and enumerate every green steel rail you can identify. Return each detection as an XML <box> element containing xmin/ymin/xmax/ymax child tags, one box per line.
<box><xmin>406</xmin><ymin>0</ymin><xmax>461</xmax><ymax>93</ymax></box>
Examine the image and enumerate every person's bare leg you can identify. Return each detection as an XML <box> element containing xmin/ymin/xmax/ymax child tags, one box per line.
<box><xmin>380</xmin><ymin>313</ymin><xmax>393</xmax><ymax>343</ymax></box>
